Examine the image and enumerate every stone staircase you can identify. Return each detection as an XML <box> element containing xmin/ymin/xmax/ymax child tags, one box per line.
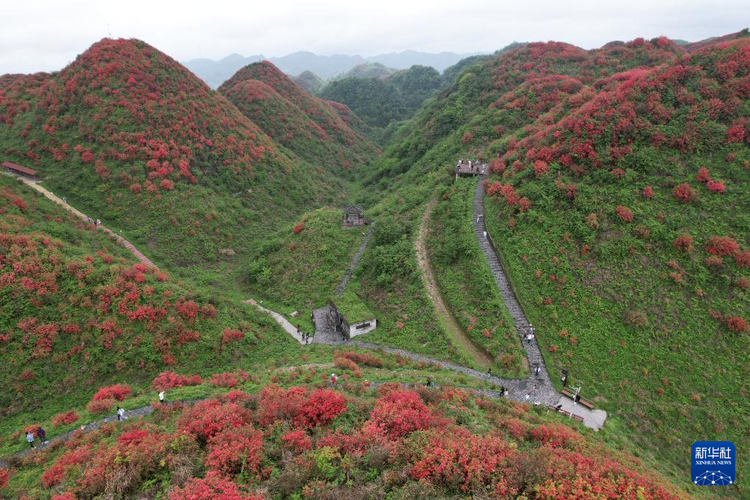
<box><xmin>472</xmin><ymin>176</ymin><xmax>557</xmax><ymax>404</ymax></box>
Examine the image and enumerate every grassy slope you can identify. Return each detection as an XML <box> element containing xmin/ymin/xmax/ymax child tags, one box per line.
<box><xmin>0</xmin><ymin>174</ymin><xmax>302</xmax><ymax>456</ymax></box>
<box><xmin>245</xmin><ymin>208</ymin><xmax>366</xmax><ymax>331</ymax></box>
<box><xmin>354</xmin><ymin>35</ymin><xmax>749</xmax><ymax>497</ymax></box>
<box><xmin>481</xmin><ymin>39</ymin><xmax>750</xmax><ymax>493</ymax></box>
<box><xmin>428</xmin><ymin>179</ymin><xmax>527</xmax><ymax>377</ymax></box>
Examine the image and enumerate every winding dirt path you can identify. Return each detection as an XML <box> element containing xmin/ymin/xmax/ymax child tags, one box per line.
<box><xmin>7</xmin><ymin>173</ymin><xmax>157</xmax><ymax>268</ymax></box>
<box><xmin>415</xmin><ymin>197</ymin><xmax>495</xmax><ymax>370</ymax></box>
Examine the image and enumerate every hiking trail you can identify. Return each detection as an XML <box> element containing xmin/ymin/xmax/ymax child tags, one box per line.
<box><xmin>6</xmin><ymin>173</ymin><xmax>157</xmax><ymax>268</ymax></box>
<box><xmin>414</xmin><ymin>197</ymin><xmax>494</xmax><ymax>370</ymax></box>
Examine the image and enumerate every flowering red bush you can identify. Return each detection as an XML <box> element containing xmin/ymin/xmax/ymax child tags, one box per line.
<box><xmin>705</xmin><ymin>236</ymin><xmax>740</xmax><ymax>256</ymax></box>
<box><xmin>530</xmin><ymin>423</ymin><xmax>582</xmax><ymax>448</ymax></box>
<box><xmin>533</xmin><ymin>160</ymin><xmax>549</xmax><ymax>177</ymax></box>
<box><xmin>86</xmin><ymin>398</ymin><xmax>115</xmax><ymax>414</ymax></box>
<box><xmin>615</xmin><ymin>206</ymin><xmax>634</xmax><ymax>223</ymax></box>
<box><xmin>365</xmin><ymin>390</ymin><xmax>438</xmax><ymax>440</ymax></box>
<box><xmin>642</xmin><ymin>186</ymin><xmax>654</xmax><ymax>199</ymax></box>
<box><xmin>735</xmin><ymin>250</ymin><xmax>750</xmax><ymax>268</ymax></box>
<box><xmin>160</xmin><ymin>179</ymin><xmax>174</xmax><ymax>191</ymax></box>
<box><xmin>168</xmin><ymin>472</ymin><xmax>261</xmax><ymax>500</ymax></box>
<box><xmin>518</xmin><ymin>197</ymin><xmax>532</xmax><ymax>212</ymax></box>
<box><xmin>52</xmin><ymin>410</ymin><xmax>80</xmax><ymax>427</ymax></box>
<box><xmin>411</xmin><ymin>431</ymin><xmax>516</xmax><ymax>492</ymax></box>
<box><xmin>292</xmin><ymin>223</ymin><xmax>304</xmax><ymax>234</ymax></box>
<box><xmin>673</xmin><ymin>234</ymin><xmax>693</xmax><ymax>253</ymax></box>
<box><xmin>0</xmin><ymin>469</ymin><xmax>8</xmax><ymax>489</ymax></box>
<box><xmin>696</xmin><ymin>167</ymin><xmax>712</xmax><ymax>183</ymax></box>
<box><xmin>282</xmin><ymin>429</ymin><xmax>312</xmax><ymax>452</ymax></box>
<box><xmin>178</xmin><ymin>400</ymin><xmax>253</xmax><ymax>443</ymax></box>
<box><xmin>727</xmin><ymin>316</ymin><xmax>748</xmax><ymax>333</ymax></box>
<box><xmin>221</xmin><ymin>328</ymin><xmax>244</xmax><ymax>344</ymax></box>
<box><xmin>672</xmin><ymin>183</ymin><xmax>695</xmax><ymax>203</ymax></box>
<box><xmin>152</xmin><ymin>371</ymin><xmax>202</xmax><ymax>390</ymax></box>
<box><xmin>205</xmin><ymin>426</ymin><xmax>264</xmax><ymax>477</ymax></box>
<box><xmin>706</xmin><ymin>180</ymin><xmax>725</xmax><ymax>193</ymax></box>
<box><xmin>42</xmin><ymin>445</ymin><xmax>92</xmax><ymax>487</ymax></box>
<box><xmin>341</xmin><ymin>350</ymin><xmax>383</xmax><ymax>367</ymax></box>
<box><xmin>92</xmin><ymin>384</ymin><xmax>131</xmax><ymax>401</ymax></box>
<box><xmin>210</xmin><ymin>372</ymin><xmax>240</xmax><ymax>388</ymax></box>
<box><xmin>298</xmin><ymin>389</ymin><xmax>347</xmax><ymax>428</ymax></box>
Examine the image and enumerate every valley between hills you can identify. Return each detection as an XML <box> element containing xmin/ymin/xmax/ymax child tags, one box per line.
<box><xmin>0</xmin><ymin>30</ymin><xmax>748</xmax><ymax>499</ymax></box>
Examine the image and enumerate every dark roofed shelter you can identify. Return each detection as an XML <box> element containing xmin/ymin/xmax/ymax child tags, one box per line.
<box><xmin>455</xmin><ymin>159</ymin><xmax>486</xmax><ymax>178</ymax></box>
<box><xmin>342</xmin><ymin>205</ymin><xmax>366</xmax><ymax>227</ymax></box>
<box><xmin>3</xmin><ymin>161</ymin><xmax>39</xmax><ymax>180</ymax></box>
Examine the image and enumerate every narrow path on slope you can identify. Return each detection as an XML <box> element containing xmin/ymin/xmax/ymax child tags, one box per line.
<box><xmin>472</xmin><ymin>175</ymin><xmax>607</xmax><ymax>431</ymax></box>
<box><xmin>414</xmin><ymin>197</ymin><xmax>494</xmax><ymax>370</ymax></box>
<box><xmin>5</xmin><ymin>173</ymin><xmax>157</xmax><ymax>268</ymax></box>
<box><xmin>244</xmin><ymin>299</ymin><xmax>305</xmax><ymax>344</ymax></box>
<box><xmin>335</xmin><ymin>225</ymin><xmax>374</xmax><ymax>296</ymax></box>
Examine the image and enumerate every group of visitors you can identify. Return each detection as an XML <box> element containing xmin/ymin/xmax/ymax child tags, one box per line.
<box><xmin>296</xmin><ymin>324</ymin><xmax>312</xmax><ymax>344</ymax></box>
<box><xmin>25</xmin><ymin>427</ymin><xmax>46</xmax><ymax>448</ymax></box>
<box><xmin>523</xmin><ymin>324</ymin><xmax>535</xmax><ymax>344</ymax></box>
<box><xmin>455</xmin><ymin>159</ymin><xmax>482</xmax><ymax>172</ymax></box>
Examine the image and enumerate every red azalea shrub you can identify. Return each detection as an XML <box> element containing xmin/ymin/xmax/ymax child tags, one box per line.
<box><xmin>518</xmin><ymin>197</ymin><xmax>532</xmax><ymax>212</ymax></box>
<box><xmin>615</xmin><ymin>206</ymin><xmax>634</xmax><ymax>223</ymax></box>
<box><xmin>410</xmin><ymin>431</ymin><xmax>516</xmax><ymax>492</ymax></box>
<box><xmin>92</xmin><ymin>384</ymin><xmax>131</xmax><ymax>401</ymax></box>
<box><xmin>727</xmin><ymin>316</ymin><xmax>748</xmax><ymax>333</ymax></box>
<box><xmin>705</xmin><ymin>236</ymin><xmax>740</xmax><ymax>256</ymax></box>
<box><xmin>530</xmin><ymin>423</ymin><xmax>582</xmax><ymax>448</ymax></box>
<box><xmin>0</xmin><ymin>469</ymin><xmax>8</xmax><ymax>489</ymax></box>
<box><xmin>341</xmin><ymin>351</ymin><xmax>383</xmax><ymax>367</ymax></box>
<box><xmin>672</xmin><ymin>183</ymin><xmax>695</xmax><ymax>203</ymax></box>
<box><xmin>292</xmin><ymin>223</ymin><xmax>304</xmax><ymax>234</ymax></box>
<box><xmin>282</xmin><ymin>430</ymin><xmax>312</xmax><ymax>452</ymax></box>
<box><xmin>365</xmin><ymin>390</ymin><xmax>438</xmax><ymax>440</ymax></box>
<box><xmin>221</xmin><ymin>328</ymin><xmax>244</xmax><ymax>344</ymax></box>
<box><xmin>643</xmin><ymin>186</ymin><xmax>654</xmax><ymax>199</ymax></box>
<box><xmin>695</xmin><ymin>167</ymin><xmax>712</xmax><ymax>183</ymax></box>
<box><xmin>42</xmin><ymin>445</ymin><xmax>93</xmax><ymax>487</ymax></box>
<box><xmin>205</xmin><ymin>426</ymin><xmax>264</xmax><ymax>478</ymax></box>
<box><xmin>160</xmin><ymin>179</ymin><xmax>174</xmax><ymax>191</ymax></box>
<box><xmin>178</xmin><ymin>400</ymin><xmax>253</xmax><ymax>444</ymax></box>
<box><xmin>706</xmin><ymin>180</ymin><xmax>725</xmax><ymax>193</ymax></box>
<box><xmin>256</xmin><ymin>385</ymin><xmax>307</xmax><ymax>427</ymax></box>
<box><xmin>210</xmin><ymin>372</ymin><xmax>240</xmax><ymax>388</ymax></box>
<box><xmin>736</xmin><ymin>250</ymin><xmax>750</xmax><ymax>268</ymax></box>
<box><xmin>86</xmin><ymin>399</ymin><xmax>115</xmax><ymax>414</ymax></box>
<box><xmin>533</xmin><ymin>160</ymin><xmax>549</xmax><ymax>177</ymax></box>
<box><xmin>297</xmin><ymin>389</ymin><xmax>347</xmax><ymax>428</ymax></box>
<box><xmin>673</xmin><ymin>234</ymin><xmax>693</xmax><ymax>253</ymax></box>
<box><xmin>152</xmin><ymin>371</ymin><xmax>202</xmax><ymax>390</ymax></box>
<box><xmin>52</xmin><ymin>410</ymin><xmax>80</xmax><ymax>427</ymax></box>
<box><xmin>168</xmin><ymin>472</ymin><xmax>261</xmax><ymax>500</ymax></box>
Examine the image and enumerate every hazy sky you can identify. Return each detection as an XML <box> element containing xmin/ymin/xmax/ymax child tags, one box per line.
<box><xmin>1</xmin><ymin>0</ymin><xmax>747</xmax><ymax>74</ymax></box>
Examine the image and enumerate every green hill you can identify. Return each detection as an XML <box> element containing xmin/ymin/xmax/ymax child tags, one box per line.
<box><xmin>354</xmin><ymin>36</ymin><xmax>749</xmax><ymax>496</ymax></box>
<box><xmin>219</xmin><ymin>61</ymin><xmax>376</xmax><ymax>174</ymax></box>
<box><xmin>0</xmin><ymin>39</ymin><xmax>355</xmax><ymax>269</ymax></box>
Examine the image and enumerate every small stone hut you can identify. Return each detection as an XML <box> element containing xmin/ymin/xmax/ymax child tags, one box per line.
<box><xmin>342</xmin><ymin>206</ymin><xmax>366</xmax><ymax>227</ymax></box>
<box><xmin>327</xmin><ymin>291</ymin><xmax>377</xmax><ymax>339</ymax></box>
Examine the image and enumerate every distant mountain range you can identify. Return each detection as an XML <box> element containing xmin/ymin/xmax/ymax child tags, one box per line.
<box><xmin>183</xmin><ymin>50</ymin><xmax>483</xmax><ymax>88</ymax></box>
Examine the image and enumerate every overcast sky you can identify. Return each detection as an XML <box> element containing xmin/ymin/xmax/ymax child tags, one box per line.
<box><xmin>1</xmin><ymin>0</ymin><xmax>747</xmax><ymax>74</ymax></box>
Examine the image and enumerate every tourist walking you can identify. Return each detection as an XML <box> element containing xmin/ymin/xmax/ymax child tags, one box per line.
<box><xmin>37</xmin><ymin>426</ymin><xmax>47</xmax><ymax>444</ymax></box>
<box><xmin>330</xmin><ymin>373</ymin><xmax>337</xmax><ymax>387</ymax></box>
<box><xmin>116</xmin><ymin>406</ymin><xmax>125</xmax><ymax>421</ymax></box>
<box><xmin>26</xmin><ymin>431</ymin><xmax>35</xmax><ymax>448</ymax></box>
<box><xmin>159</xmin><ymin>391</ymin><xmax>165</xmax><ymax>403</ymax></box>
